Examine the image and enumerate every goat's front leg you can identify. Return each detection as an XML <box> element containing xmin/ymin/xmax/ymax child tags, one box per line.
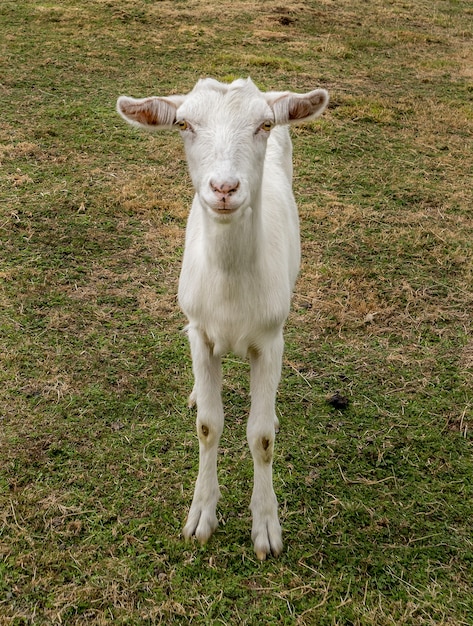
<box><xmin>247</xmin><ymin>333</ymin><xmax>284</xmax><ymax>560</ymax></box>
<box><xmin>182</xmin><ymin>327</ymin><xmax>223</xmax><ymax>545</ymax></box>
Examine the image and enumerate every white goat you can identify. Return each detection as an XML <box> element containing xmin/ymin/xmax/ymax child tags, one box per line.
<box><xmin>117</xmin><ymin>78</ymin><xmax>329</xmax><ymax>560</ymax></box>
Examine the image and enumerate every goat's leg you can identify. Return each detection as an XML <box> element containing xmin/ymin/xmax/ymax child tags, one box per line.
<box><xmin>247</xmin><ymin>333</ymin><xmax>284</xmax><ymax>560</ymax></box>
<box><xmin>182</xmin><ymin>327</ymin><xmax>223</xmax><ymax>545</ymax></box>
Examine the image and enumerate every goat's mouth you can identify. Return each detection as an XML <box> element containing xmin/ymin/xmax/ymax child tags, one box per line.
<box><xmin>212</xmin><ymin>205</ymin><xmax>239</xmax><ymax>215</ymax></box>
<box><xmin>204</xmin><ymin>198</ymin><xmax>243</xmax><ymax>216</ymax></box>
<box><xmin>200</xmin><ymin>189</ymin><xmax>247</xmax><ymax>216</ymax></box>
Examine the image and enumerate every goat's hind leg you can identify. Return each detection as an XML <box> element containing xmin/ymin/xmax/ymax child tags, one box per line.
<box><xmin>247</xmin><ymin>335</ymin><xmax>284</xmax><ymax>560</ymax></box>
<box><xmin>182</xmin><ymin>327</ymin><xmax>223</xmax><ymax>545</ymax></box>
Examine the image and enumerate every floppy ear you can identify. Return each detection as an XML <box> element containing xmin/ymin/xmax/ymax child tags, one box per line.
<box><xmin>266</xmin><ymin>88</ymin><xmax>329</xmax><ymax>125</ymax></box>
<box><xmin>116</xmin><ymin>95</ymin><xmax>185</xmax><ymax>129</ymax></box>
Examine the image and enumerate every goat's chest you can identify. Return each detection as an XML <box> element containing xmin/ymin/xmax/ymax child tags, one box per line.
<box><xmin>178</xmin><ymin>264</ymin><xmax>290</xmax><ymax>356</ymax></box>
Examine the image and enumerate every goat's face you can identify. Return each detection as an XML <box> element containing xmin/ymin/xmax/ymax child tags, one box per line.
<box><xmin>117</xmin><ymin>77</ymin><xmax>329</xmax><ymax>222</ymax></box>
<box><xmin>175</xmin><ymin>79</ymin><xmax>274</xmax><ymax>219</ymax></box>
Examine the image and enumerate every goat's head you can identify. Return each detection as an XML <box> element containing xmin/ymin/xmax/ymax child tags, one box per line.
<box><xmin>117</xmin><ymin>78</ymin><xmax>329</xmax><ymax>220</ymax></box>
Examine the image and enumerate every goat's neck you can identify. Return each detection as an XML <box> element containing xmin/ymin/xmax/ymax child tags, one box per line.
<box><xmin>202</xmin><ymin>200</ymin><xmax>262</xmax><ymax>273</ymax></box>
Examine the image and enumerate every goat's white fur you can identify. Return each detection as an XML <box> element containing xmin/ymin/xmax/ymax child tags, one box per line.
<box><xmin>117</xmin><ymin>77</ymin><xmax>329</xmax><ymax>560</ymax></box>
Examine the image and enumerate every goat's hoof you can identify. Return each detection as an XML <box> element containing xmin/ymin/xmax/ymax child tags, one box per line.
<box><xmin>253</xmin><ymin>538</ymin><xmax>283</xmax><ymax>561</ymax></box>
<box><xmin>188</xmin><ymin>390</ymin><xmax>197</xmax><ymax>409</ymax></box>
<box><xmin>183</xmin><ymin>509</ymin><xmax>218</xmax><ymax>545</ymax></box>
<box><xmin>252</xmin><ymin>518</ymin><xmax>283</xmax><ymax>560</ymax></box>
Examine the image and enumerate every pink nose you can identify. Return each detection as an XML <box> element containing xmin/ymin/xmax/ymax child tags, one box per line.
<box><xmin>210</xmin><ymin>179</ymin><xmax>240</xmax><ymax>200</ymax></box>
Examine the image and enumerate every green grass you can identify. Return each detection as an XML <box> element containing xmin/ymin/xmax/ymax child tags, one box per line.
<box><xmin>1</xmin><ymin>0</ymin><xmax>472</xmax><ymax>624</ymax></box>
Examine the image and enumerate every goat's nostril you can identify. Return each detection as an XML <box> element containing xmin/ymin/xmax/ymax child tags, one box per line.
<box><xmin>210</xmin><ymin>179</ymin><xmax>240</xmax><ymax>196</ymax></box>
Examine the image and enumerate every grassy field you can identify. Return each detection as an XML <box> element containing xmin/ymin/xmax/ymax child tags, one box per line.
<box><xmin>1</xmin><ymin>0</ymin><xmax>472</xmax><ymax>623</ymax></box>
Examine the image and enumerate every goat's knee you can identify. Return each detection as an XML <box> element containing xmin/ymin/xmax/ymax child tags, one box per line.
<box><xmin>197</xmin><ymin>418</ymin><xmax>222</xmax><ymax>447</ymax></box>
<box><xmin>248</xmin><ymin>430</ymin><xmax>274</xmax><ymax>465</ymax></box>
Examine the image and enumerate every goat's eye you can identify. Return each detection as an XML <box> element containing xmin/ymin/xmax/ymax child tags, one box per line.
<box><xmin>260</xmin><ymin>120</ymin><xmax>274</xmax><ymax>132</ymax></box>
<box><xmin>176</xmin><ymin>120</ymin><xmax>189</xmax><ymax>131</ymax></box>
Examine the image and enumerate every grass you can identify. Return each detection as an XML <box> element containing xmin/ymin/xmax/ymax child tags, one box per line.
<box><xmin>1</xmin><ymin>0</ymin><xmax>472</xmax><ymax>623</ymax></box>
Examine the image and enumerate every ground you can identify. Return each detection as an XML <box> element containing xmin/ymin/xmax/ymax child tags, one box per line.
<box><xmin>1</xmin><ymin>0</ymin><xmax>472</xmax><ymax>624</ymax></box>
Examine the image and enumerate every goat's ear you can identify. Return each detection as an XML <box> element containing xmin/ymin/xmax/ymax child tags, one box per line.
<box><xmin>116</xmin><ymin>95</ymin><xmax>185</xmax><ymax>129</ymax></box>
<box><xmin>266</xmin><ymin>88</ymin><xmax>329</xmax><ymax>125</ymax></box>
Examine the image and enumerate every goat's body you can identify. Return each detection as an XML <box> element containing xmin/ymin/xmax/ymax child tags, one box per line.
<box><xmin>117</xmin><ymin>77</ymin><xmax>329</xmax><ymax>559</ymax></box>
<box><xmin>179</xmin><ymin>126</ymin><xmax>300</xmax><ymax>359</ymax></box>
